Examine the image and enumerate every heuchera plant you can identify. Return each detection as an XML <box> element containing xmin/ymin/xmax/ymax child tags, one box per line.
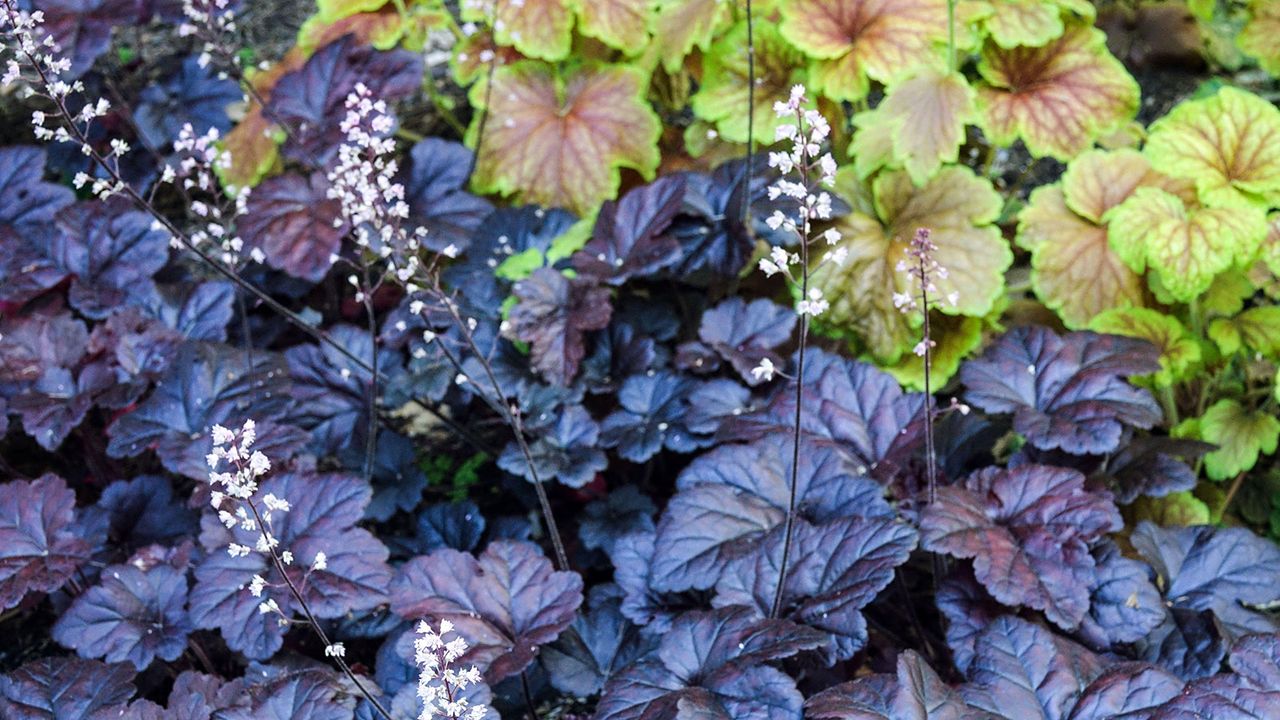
<box><xmin>2</xmin><ymin>0</ymin><xmax>1280</xmax><ymax>717</ymax></box>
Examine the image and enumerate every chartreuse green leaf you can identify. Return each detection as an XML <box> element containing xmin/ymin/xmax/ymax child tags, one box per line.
<box><xmin>981</xmin><ymin>0</ymin><xmax>1092</xmax><ymax>49</ymax></box>
<box><xmin>1017</xmin><ymin>149</ymin><xmax>1169</xmax><ymax>327</ymax></box>
<box><xmin>690</xmin><ymin>22</ymin><xmax>806</xmax><ymax>145</ymax></box>
<box><xmin>1208</xmin><ymin>307</ymin><xmax>1280</xmax><ymax>358</ymax></box>
<box><xmin>976</xmin><ymin>22</ymin><xmax>1138</xmax><ymax>160</ymax></box>
<box><xmin>1107</xmin><ymin>187</ymin><xmax>1268</xmax><ymax>302</ymax></box>
<box><xmin>1262</xmin><ymin>212</ymin><xmax>1280</xmax><ymax>277</ymax></box>
<box><xmin>1130</xmin><ymin>492</ymin><xmax>1211</xmax><ymax>527</ymax></box>
<box><xmin>850</xmin><ymin>65</ymin><xmax>976</xmax><ymax>186</ymax></box>
<box><xmin>461</xmin><ymin>0</ymin><xmax>574</xmax><ymax>61</ymax></box>
<box><xmin>885</xmin><ymin>313</ymin><xmax>985</xmax><ymax>389</ymax></box>
<box><xmin>297</xmin><ymin>5</ymin><xmax>433</xmax><ymax>53</ymax></box>
<box><xmin>810</xmin><ymin>166</ymin><xmax>1008</xmax><ymax>364</ymax></box>
<box><xmin>1088</xmin><ymin>308</ymin><xmax>1200</xmax><ymax>388</ymax></box>
<box><xmin>1239</xmin><ymin>0</ymin><xmax>1280</xmax><ymax>77</ymax></box>
<box><xmin>649</xmin><ymin>0</ymin><xmax>731</xmax><ymax>73</ymax></box>
<box><xmin>315</xmin><ymin>0</ymin><xmax>386</xmax><ymax>22</ymax></box>
<box><xmin>779</xmin><ymin>0</ymin><xmax>949</xmax><ymax>102</ymax></box>
<box><xmin>1144</xmin><ymin>87</ymin><xmax>1280</xmax><ymax>209</ymax></box>
<box><xmin>1197</xmin><ymin>399</ymin><xmax>1280</xmax><ymax>481</ymax></box>
<box><xmin>1201</xmin><ymin>270</ymin><xmax>1256</xmax><ymax>317</ymax></box>
<box><xmin>495</xmin><ymin>215</ymin><xmax>594</xmax><ymax>282</ymax></box>
<box><xmin>571</xmin><ymin>0</ymin><xmax>652</xmax><ymax>52</ymax></box>
<box><xmin>467</xmin><ymin>61</ymin><xmax>660</xmax><ymax>215</ymax></box>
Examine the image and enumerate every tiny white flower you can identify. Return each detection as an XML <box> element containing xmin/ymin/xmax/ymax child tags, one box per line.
<box><xmin>751</xmin><ymin>358</ymin><xmax>776</xmax><ymax>382</ymax></box>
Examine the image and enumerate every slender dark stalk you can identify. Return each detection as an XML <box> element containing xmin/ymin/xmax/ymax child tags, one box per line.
<box><xmin>770</xmin><ymin>108</ymin><xmax>814</xmax><ymax>620</ymax></box>
<box><xmin>520</xmin><ymin>671</ymin><xmax>539</xmax><ymax>720</ymax></box>
<box><xmin>919</xmin><ymin>287</ymin><xmax>937</xmax><ymax>506</ymax></box>
<box><xmin>243</xmin><ymin>498</ymin><xmax>392</xmax><ymax>720</ymax></box>
<box><xmin>425</xmin><ymin>284</ymin><xmax>569</xmax><ymax>572</ymax></box>
<box><xmin>360</xmin><ymin>269</ymin><xmax>380</xmax><ymax>482</ymax></box>
<box><xmin>466</xmin><ymin>9</ymin><xmax>500</xmax><ymax>183</ymax></box>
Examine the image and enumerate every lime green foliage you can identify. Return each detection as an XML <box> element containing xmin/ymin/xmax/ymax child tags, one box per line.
<box><xmin>495</xmin><ymin>217</ymin><xmax>595</xmax><ymax>282</ymax></box>
<box><xmin>810</xmin><ymin>166</ymin><xmax>1008</xmax><ymax>370</ymax></box>
<box><xmin>1107</xmin><ymin>187</ymin><xmax>1267</xmax><ymax>303</ymax></box>
<box><xmin>1191</xmin><ymin>400</ymin><xmax>1280</xmax><ymax>481</ymax></box>
<box><xmin>1131</xmin><ymin>491</ymin><xmax>1211</xmax><ymax>527</ymax></box>
<box><xmin>849</xmin><ymin>66</ymin><xmax>976</xmax><ymax>186</ymax></box>
<box><xmin>1209</xmin><ymin>307</ymin><xmax>1280</xmax><ymax>358</ymax></box>
<box><xmin>1238</xmin><ymin>0</ymin><xmax>1280</xmax><ymax>77</ymax></box>
<box><xmin>1088</xmin><ymin>308</ymin><xmax>1200</xmax><ymax>388</ymax></box>
<box><xmin>884</xmin><ymin>314</ymin><xmax>984</xmax><ymax>390</ymax></box>
<box><xmin>649</xmin><ymin>0</ymin><xmax>732</xmax><ymax>73</ymax></box>
<box><xmin>981</xmin><ymin>0</ymin><xmax>1092</xmax><ymax>49</ymax></box>
<box><xmin>1144</xmin><ymin>87</ymin><xmax>1280</xmax><ymax>210</ymax></box>
<box><xmin>691</xmin><ymin>23</ymin><xmax>807</xmax><ymax>145</ymax></box>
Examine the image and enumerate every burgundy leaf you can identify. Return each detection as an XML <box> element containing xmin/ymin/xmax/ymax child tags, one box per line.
<box><xmin>238</xmin><ymin>172</ymin><xmax>347</xmax><ymax>282</ymax></box>
<box><xmin>506</xmin><ymin>267</ymin><xmax>612</xmax><ymax>386</ymax></box>
<box><xmin>0</xmin><ymin>474</ymin><xmax>91</xmax><ymax>610</ymax></box>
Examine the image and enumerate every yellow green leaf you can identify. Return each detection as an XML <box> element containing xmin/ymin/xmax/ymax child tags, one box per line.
<box><xmin>1144</xmin><ymin>87</ymin><xmax>1280</xmax><ymax>210</ymax></box>
<box><xmin>315</xmin><ymin>0</ymin><xmax>388</xmax><ymax>22</ymax></box>
<box><xmin>1239</xmin><ymin>0</ymin><xmax>1280</xmax><ymax>77</ymax></box>
<box><xmin>779</xmin><ymin>0</ymin><xmax>949</xmax><ymax>102</ymax></box>
<box><xmin>1208</xmin><ymin>307</ymin><xmax>1280</xmax><ymax>358</ymax></box>
<box><xmin>463</xmin><ymin>0</ymin><xmax>574</xmax><ymax>61</ymax></box>
<box><xmin>467</xmin><ymin>61</ymin><xmax>660</xmax><ymax>215</ymax></box>
<box><xmin>976</xmin><ymin>22</ymin><xmax>1137</xmax><ymax>160</ymax></box>
<box><xmin>1088</xmin><ymin>308</ymin><xmax>1200</xmax><ymax>388</ymax></box>
<box><xmin>1016</xmin><ymin>149</ymin><xmax>1163</xmax><ymax>327</ymax></box>
<box><xmin>877</xmin><ymin>66</ymin><xmax>977</xmax><ymax>186</ymax></box>
<box><xmin>1130</xmin><ymin>492</ymin><xmax>1211</xmax><ymax>526</ymax></box>
<box><xmin>849</xmin><ymin>105</ymin><xmax>897</xmax><ymax>180</ymax></box>
<box><xmin>1198</xmin><ymin>398</ymin><xmax>1280</xmax><ymax>480</ymax></box>
<box><xmin>1107</xmin><ymin>187</ymin><xmax>1268</xmax><ymax>302</ymax></box>
<box><xmin>571</xmin><ymin>0</ymin><xmax>651</xmax><ymax>52</ymax></box>
<box><xmin>1262</xmin><ymin>212</ymin><xmax>1280</xmax><ymax>278</ymax></box>
<box><xmin>884</xmin><ymin>313</ymin><xmax>984</xmax><ymax>390</ymax></box>
<box><xmin>1200</xmin><ymin>269</ymin><xmax>1256</xmax><ymax>318</ymax></box>
<box><xmin>983</xmin><ymin>0</ymin><xmax>1063</xmax><ymax>48</ymax></box>
<box><xmin>810</xmin><ymin>166</ymin><xmax>1009</xmax><ymax>363</ymax></box>
<box><xmin>297</xmin><ymin>7</ymin><xmax>415</xmax><ymax>53</ymax></box>
<box><xmin>690</xmin><ymin>22</ymin><xmax>806</xmax><ymax>145</ymax></box>
<box><xmin>649</xmin><ymin>0</ymin><xmax>732</xmax><ymax>73</ymax></box>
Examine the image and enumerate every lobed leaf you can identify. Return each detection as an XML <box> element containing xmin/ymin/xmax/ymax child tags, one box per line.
<box><xmin>237</xmin><ymin>172</ymin><xmax>347</xmax><ymax>282</ymax></box>
<box><xmin>0</xmin><ymin>657</ymin><xmax>135</xmax><ymax>720</ymax></box>
<box><xmin>0</xmin><ymin>474</ymin><xmax>91</xmax><ymax>610</ymax></box>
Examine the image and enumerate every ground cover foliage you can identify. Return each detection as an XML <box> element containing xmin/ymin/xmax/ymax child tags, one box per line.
<box><xmin>2</xmin><ymin>0</ymin><xmax>1280</xmax><ymax>717</ymax></box>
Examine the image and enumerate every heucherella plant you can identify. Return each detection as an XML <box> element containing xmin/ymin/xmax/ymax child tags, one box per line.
<box><xmin>413</xmin><ymin>619</ymin><xmax>491</xmax><ymax>720</ymax></box>
<box><xmin>206</xmin><ymin>420</ymin><xmax>393</xmax><ymax>718</ymax></box>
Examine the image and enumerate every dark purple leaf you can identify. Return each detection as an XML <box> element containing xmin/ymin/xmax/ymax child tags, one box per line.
<box><xmin>894</xmin><ymin>650</ymin><xmax>998</xmax><ymax>720</ymax></box>
<box><xmin>600</xmin><ymin>370</ymin><xmax>712</xmax><ymax>462</ymax></box>
<box><xmin>267</xmin><ymin>35</ymin><xmax>423</xmax><ymax>165</ymax></box>
<box><xmin>1095</xmin><ymin>436</ymin><xmax>1209</xmax><ymax>504</ymax></box>
<box><xmin>961</xmin><ymin>616</ymin><xmax>1104</xmax><ymax>719</ymax></box>
<box><xmin>713</xmin><ymin>516</ymin><xmax>916</xmax><ymax>663</ymax></box>
<box><xmin>1139</xmin><ymin>607</ymin><xmax>1228</xmax><ymax>681</ymax></box>
<box><xmin>1067</xmin><ymin>663</ymin><xmax>1183</xmax><ymax>720</ymax></box>
<box><xmin>286</xmin><ymin>324</ymin><xmax>399</xmax><ymax>456</ymax></box>
<box><xmin>1077</xmin><ymin>541</ymin><xmax>1165</xmax><ymax>649</ymax></box>
<box><xmin>52</xmin><ymin>547</ymin><xmax>192</xmax><ymax>670</ymax></box>
<box><xmin>95</xmin><ymin>475</ymin><xmax>197</xmax><ymax>548</ymax></box>
<box><xmin>674</xmin><ymin>340</ymin><xmax>722</xmax><ymax>374</ymax></box>
<box><xmin>238</xmin><ymin>172</ymin><xmax>347</xmax><ymax>282</ymax></box>
<box><xmin>0</xmin><ymin>146</ymin><xmax>75</xmax><ymax>235</ymax></box>
<box><xmin>506</xmin><ymin>267</ymin><xmax>612</xmax><ymax>386</ymax></box>
<box><xmin>344</xmin><ymin>430</ymin><xmax>427</xmax><ymax>522</ymax></box>
<box><xmin>0</xmin><ymin>474</ymin><xmax>91</xmax><ymax>610</ymax></box>
<box><xmin>498</xmin><ymin>403</ymin><xmax>607</xmax><ymax>488</ymax></box>
<box><xmin>804</xmin><ymin>674</ymin><xmax>898</xmax><ymax>720</ymax></box>
<box><xmin>413</xmin><ymin>501</ymin><xmax>485</xmax><ymax>554</ymax></box>
<box><xmin>543</xmin><ymin>585</ymin><xmax>654</xmax><ymax>696</ymax></box>
<box><xmin>959</xmin><ymin>327</ymin><xmax>1162</xmax><ymax>454</ymax></box>
<box><xmin>145</xmin><ymin>281</ymin><xmax>235</xmax><ymax>341</ymax></box>
<box><xmin>652</xmin><ymin>436</ymin><xmax>891</xmax><ymax>592</ymax></box>
<box><xmin>399</xmin><ymin>138</ymin><xmax>492</xmax><ymax>253</ymax></box>
<box><xmin>684</xmin><ymin>377</ymin><xmax>754</xmax><ymax>437</ymax></box>
<box><xmin>49</xmin><ymin>200</ymin><xmax>169</xmax><ymax>319</ymax></box>
<box><xmin>572</xmin><ymin>176</ymin><xmax>685</xmax><ymax>285</ymax></box>
<box><xmin>33</xmin><ymin>0</ymin><xmax>142</xmax><ymax>78</ymax></box>
<box><xmin>937</xmin><ymin>568</ymin><xmax>1005</xmax><ymax>675</ymax></box>
<box><xmin>1149</xmin><ymin>636</ymin><xmax>1280</xmax><ymax>720</ymax></box>
<box><xmin>1229</xmin><ymin>633</ymin><xmax>1280</xmax><ymax>689</ymax></box>
<box><xmin>593</xmin><ymin>607</ymin><xmax>825</xmax><ymax>720</ymax></box>
<box><xmin>126</xmin><ymin>671</ymin><xmax>228</xmax><ymax>720</ymax></box>
<box><xmin>106</xmin><ymin>342</ymin><xmax>294</xmax><ymax>479</ymax></box>
<box><xmin>218</xmin><ymin>666</ymin><xmax>356</xmax><ymax>720</ymax></box>
<box><xmin>610</xmin><ymin>529</ymin><xmax>701</xmax><ymax>635</ymax></box>
<box><xmin>1130</xmin><ymin>522</ymin><xmax>1280</xmax><ymax>638</ymax></box>
<box><xmin>726</xmin><ymin>348</ymin><xmax>924</xmax><ymax>470</ymax></box>
<box><xmin>921</xmin><ymin>464</ymin><xmax>1122</xmax><ymax>629</ymax></box>
<box><xmin>698</xmin><ymin>298</ymin><xmax>795</xmax><ymax>385</ymax></box>
<box><xmin>388</xmin><ymin>540</ymin><xmax>583</xmax><ymax>682</ymax></box>
<box><xmin>581</xmin><ymin>321</ymin><xmax>661</xmax><ymax>393</ymax></box>
<box><xmin>579</xmin><ymin>485</ymin><xmax>656</xmax><ymax>555</ymax></box>
<box><xmin>0</xmin><ymin>657</ymin><xmax>135</xmax><ymax>720</ymax></box>
<box><xmin>670</xmin><ymin>158</ymin><xmax>786</xmax><ymax>280</ymax></box>
<box><xmin>189</xmin><ymin>472</ymin><xmax>393</xmax><ymax>659</ymax></box>
<box><xmin>134</xmin><ymin>55</ymin><xmax>240</xmax><ymax>150</ymax></box>
<box><xmin>88</xmin><ymin>308</ymin><xmax>182</xmax><ymax>393</ymax></box>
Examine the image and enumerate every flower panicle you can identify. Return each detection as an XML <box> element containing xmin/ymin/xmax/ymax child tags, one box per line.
<box><xmin>414</xmin><ymin>619</ymin><xmax>490</xmax><ymax>720</ymax></box>
<box><xmin>893</xmin><ymin>227</ymin><xmax>957</xmax><ymax>357</ymax></box>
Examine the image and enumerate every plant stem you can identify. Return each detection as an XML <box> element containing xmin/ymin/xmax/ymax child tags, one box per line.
<box><xmin>770</xmin><ymin>106</ymin><xmax>813</xmax><ymax>620</ymax></box>
<box><xmin>946</xmin><ymin>0</ymin><xmax>956</xmax><ymax>73</ymax></box>
<box><xmin>743</xmin><ymin>0</ymin><xmax>755</xmax><ymax>238</ymax></box>
<box><xmin>360</xmin><ymin>270</ymin><xmax>380</xmax><ymax>484</ymax></box>
<box><xmin>1220</xmin><ymin>471</ymin><xmax>1247</xmax><ymax>522</ymax></box>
